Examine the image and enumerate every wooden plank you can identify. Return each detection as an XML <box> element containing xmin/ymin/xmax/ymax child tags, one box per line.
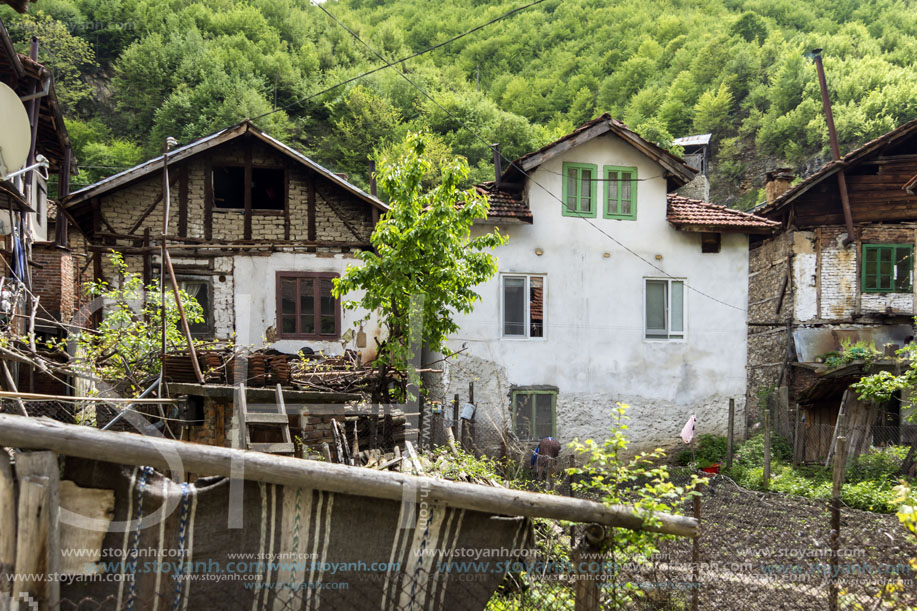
<box><xmin>0</xmin><ymin>415</ymin><xmax>699</xmax><ymax>536</ymax></box>
<box><xmin>13</xmin><ymin>451</ymin><xmax>59</xmax><ymax>610</ymax></box>
<box><xmin>520</xmin><ymin>121</ymin><xmax>611</xmax><ymax>172</ymax></box>
<box><xmin>726</xmin><ymin>399</ymin><xmax>734</xmax><ymax>469</ymax></box>
<box><xmin>243</xmin><ymin>413</ymin><xmax>289</xmax><ymax>425</ymax></box>
<box><xmin>0</xmin><ymin>450</ymin><xmax>15</xmax><ymax>610</ymax></box>
<box><xmin>58</xmin><ymin>481</ymin><xmax>115</xmax><ymax>575</ymax></box>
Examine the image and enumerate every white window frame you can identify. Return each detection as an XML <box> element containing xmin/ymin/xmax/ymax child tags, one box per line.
<box><xmin>643</xmin><ymin>277</ymin><xmax>686</xmax><ymax>341</ymax></box>
<box><xmin>500</xmin><ymin>273</ymin><xmax>546</xmax><ymax>340</ymax></box>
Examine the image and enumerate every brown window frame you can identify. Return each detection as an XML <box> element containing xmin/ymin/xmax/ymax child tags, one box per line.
<box><xmin>275</xmin><ymin>271</ymin><xmax>341</xmax><ymax>340</ymax></box>
<box><xmin>211</xmin><ymin>164</ymin><xmax>288</xmax><ymax>216</ymax></box>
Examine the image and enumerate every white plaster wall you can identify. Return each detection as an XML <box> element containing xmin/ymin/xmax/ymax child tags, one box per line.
<box><xmin>233</xmin><ymin>252</ymin><xmax>383</xmax><ymax>358</ymax></box>
<box><xmin>793</xmin><ymin>232</ymin><xmax>819</xmax><ymax>322</ymax></box>
<box><xmin>439</xmin><ymin>133</ymin><xmax>748</xmax><ymax>454</ymax></box>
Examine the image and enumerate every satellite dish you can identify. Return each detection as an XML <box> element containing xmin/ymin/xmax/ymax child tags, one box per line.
<box><xmin>0</xmin><ymin>82</ymin><xmax>31</xmax><ymax>179</ymax></box>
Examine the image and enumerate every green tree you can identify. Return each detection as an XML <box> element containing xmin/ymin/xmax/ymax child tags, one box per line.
<box><xmin>10</xmin><ymin>13</ymin><xmax>97</xmax><ymax>111</ymax></box>
<box><xmin>333</xmin><ymin>132</ymin><xmax>507</xmax><ymax>399</ymax></box>
<box><xmin>693</xmin><ymin>82</ymin><xmax>734</xmax><ymax>134</ymax></box>
<box><xmin>75</xmin><ymin>252</ymin><xmax>204</xmax><ymax>392</ymax></box>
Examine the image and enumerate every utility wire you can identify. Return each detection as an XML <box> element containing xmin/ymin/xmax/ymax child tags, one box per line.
<box><xmin>249</xmin><ymin>0</ymin><xmax>552</xmax><ymax>123</ymax></box>
<box><xmin>312</xmin><ymin>1</ymin><xmax>747</xmax><ymax>313</ymax></box>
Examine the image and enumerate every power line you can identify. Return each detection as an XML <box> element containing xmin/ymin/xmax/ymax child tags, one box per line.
<box><xmin>249</xmin><ymin>0</ymin><xmax>552</xmax><ymax>123</ymax></box>
<box><xmin>312</xmin><ymin>1</ymin><xmax>747</xmax><ymax>314</ymax></box>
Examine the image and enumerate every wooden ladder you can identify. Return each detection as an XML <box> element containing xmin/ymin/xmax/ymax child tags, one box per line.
<box><xmin>236</xmin><ymin>383</ymin><xmax>295</xmax><ymax>454</ymax></box>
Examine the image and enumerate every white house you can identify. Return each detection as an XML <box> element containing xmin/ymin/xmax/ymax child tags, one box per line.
<box><xmin>429</xmin><ymin>114</ymin><xmax>778</xmax><ymax>455</ymax></box>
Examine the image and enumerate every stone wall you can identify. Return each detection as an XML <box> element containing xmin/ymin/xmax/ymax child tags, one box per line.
<box><xmin>746</xmin><ymin>231</ymin><xmax>794</xmax><ymax>426</ymax></box>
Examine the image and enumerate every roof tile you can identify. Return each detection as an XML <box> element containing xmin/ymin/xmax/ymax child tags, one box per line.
<box><xmin>667</xmin><ymin>194</ymin><xmax>778</xmax><ymax>233</ymax></box>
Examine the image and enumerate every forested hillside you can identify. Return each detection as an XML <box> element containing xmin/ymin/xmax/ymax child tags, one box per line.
<box><xmin>3</xmin><ymin>0</ymin><xmax>917</xmax><ymax>207</ymax></box>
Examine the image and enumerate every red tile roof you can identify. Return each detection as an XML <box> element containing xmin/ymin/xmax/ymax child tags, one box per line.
<box><xmin>474</xmin><ymin>182</ymin><xmax>533</xmax><ymax>223</ymax></box>
<box><xmin>667</xmin><ymin>194</ymin><xmax>778</xmax><ymax>234</ymax></box>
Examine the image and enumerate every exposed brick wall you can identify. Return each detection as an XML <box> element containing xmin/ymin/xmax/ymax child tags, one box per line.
<box><xmin>31</xmin><ymin>244</ymin><xmax>76</xmax><ymax>323</ymax></box>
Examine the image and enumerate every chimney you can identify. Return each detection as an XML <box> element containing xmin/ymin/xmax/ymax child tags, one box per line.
<box><xmin>492</xmin><ymin>144</ymin><xmax>502</xmax><ymax>188</ymax></box>
<box><xmin>368</xmin><ymin>160</ymin><xmax>377</xmax><ymax>197</ymax></box>
<box><xmin>765</xmin><ymin>168</ymin><xmax>795</xmax><ymax>204</ymax></box>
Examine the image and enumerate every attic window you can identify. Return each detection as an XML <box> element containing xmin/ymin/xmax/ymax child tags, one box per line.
<box><xmin>213</xmin><ymin>166</ymin><xmax>285</xmax><ymax>212</ymax></box>
<box><xmin>701</xmin><ymin>232</ymin><xmax>721</xmax><ymax>253</ymax></box>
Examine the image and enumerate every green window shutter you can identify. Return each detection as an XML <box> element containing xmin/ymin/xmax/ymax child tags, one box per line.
<box><xmin>512</xmin><ymin>391</ymin><xmax>557</xmax><ymax>439</ymax></box>
<box><xmin>603</xmin><ymin>166</ymin><xmax>638</xmax><ymax>220</ymax></box>
<box><xmin>862</xmin><ymin>244</ymin><xmax>913</xmax><ymax>293</ymax></box>
<box><xmin>561</xmin><ymin>163</ymin><xmax>597</xmax><ymax>217</ymax></box>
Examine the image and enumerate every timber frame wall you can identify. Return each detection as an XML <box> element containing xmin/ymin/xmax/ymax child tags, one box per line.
<box><xmin>67</xmin><ymin>133</ymin><xmax>377</xmax><ymax>342</ymax></box>
<box><xmin>747</xmin><ymin>135</ymin><xmax>917</xmax><ymax>451</ymax></box>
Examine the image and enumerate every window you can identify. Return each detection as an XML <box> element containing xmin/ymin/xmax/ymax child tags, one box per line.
<box><xmin>603</xmin><ymin>166</ymin><xmax>637</xmax><ymax>220</ymax></box>
<box><xmin>502</xmin><ymin>275</ymin><xmax>544</xmax><ymax>338</ymax></box>
<box><xmin>179</xmin><ymin>279</ymin><xmax>213</xmax><ymax>338</ymax></box>
<box><xmin>512</xmin><ymin>390</ymin><xmax>556</xmax><ymax>440</ymax></box>
<box><xmin>561</xmin><ymin>163</ymin><xmax>597</xmax><ymax>217</ymax></box>
<box><xmin>276</xmin><ymin>272</ymin><xmax>340</xmax><ymax>340</ymax></box>
<box><xmin>213</xmin><ymin>166</ymin><xmax>285</xmax><ymax>212</ymax></box>
<box><xmin>862</xmin><ymin>244</ymin><xmax>913</xmax><ymax>293</ymax></box>
<box><xmin>645</xmin><ymin>278</ymin><xmax>685</xmax><ymax>340</ymax></box>
<box><xmin>701</xmin><ymin>232</ymin><xmax>721</xmax><ymax>254</ymax></box>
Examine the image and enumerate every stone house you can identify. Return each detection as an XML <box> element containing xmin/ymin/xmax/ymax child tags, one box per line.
<box><xmin>748</xmin><ymin>118</ymin><xmax>917</xmax><ymax>463</ymax></box>
<box><xmin>62</xmin><ymin>120</ymin><xmax>387</xmax><ymax>361</ymax></box>
<box><xmin>428</xmin><ymin>114</ymin><xmax>777</xmax><ymax>455</ymax></box>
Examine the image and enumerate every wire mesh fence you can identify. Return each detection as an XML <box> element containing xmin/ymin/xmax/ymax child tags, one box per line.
<box><xmin>38</xmin><ymin>471</ymin><xmax>914</xmax><ymax>611</ymax></box>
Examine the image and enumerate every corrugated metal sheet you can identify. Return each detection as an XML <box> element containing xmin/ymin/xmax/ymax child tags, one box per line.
<box><xmin>793</xmin><ymin>325</ymin><xmax>914</xmax><ymax>363</ymax></box>
<box><xmin>673</xmin><ymin>133</ymin><xmax>712</xmax><ymax>147</ymax></box>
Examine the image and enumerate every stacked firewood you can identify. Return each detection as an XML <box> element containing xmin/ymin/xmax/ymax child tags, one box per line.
<box><xmin>290</xmin><ymin>350</ymin><xmax>381</xmax><ymax>392</ymax></box>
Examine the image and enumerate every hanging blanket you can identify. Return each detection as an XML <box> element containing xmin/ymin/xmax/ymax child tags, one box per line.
<box><xmin>60</xmin><ymin>458</ymin><xmax>534</xmax><ymax>611</ymax></box>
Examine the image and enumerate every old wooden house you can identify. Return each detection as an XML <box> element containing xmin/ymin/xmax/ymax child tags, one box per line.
<box><xmin>748</xmin><ymin>118</ymin><xmax>917</xmax><ymax>463</ymax></box>
<box><xmin>62</xmin><ymin>120</ymin><xmax>387</xmax><ymax>359</ymax></box>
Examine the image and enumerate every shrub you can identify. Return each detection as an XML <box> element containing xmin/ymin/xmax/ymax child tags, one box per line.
<box><xmin>676</xmin><ymin>434</ymin><xmax>728</xmax><ymax>467</ymax></box>
<box><xmin>847</xmin><ymin>446</ymin><xmax>909</xmax><ymax>484</ymax></box>
<box><xmin>733</xmin><ymin>432</ymin><xmax>793</xmax><ymax>466</ymax></box>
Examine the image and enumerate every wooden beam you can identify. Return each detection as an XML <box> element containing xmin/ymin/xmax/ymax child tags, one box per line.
<box><xmin>283</xmin><ymin>166</ymin><xmax>291</xmax><ymax>241</ymax></box>
<box><xmin>204</xmin><ymin>161</ymin><xmax>213</xmax><ymax>240</ymax></box>
<box><xmin>243</xmin><ymin>142</ymin><xmax>253</xmax><ymax>241</ymax></box>
<box><xmin>308</xmin><ymin>173</ymin><xmax>317</xmax><ymax>242</ymax></box>
<box><xmin>0</xmin><ymin>415</ymin><xmax>698</xmax><ymax>537</ymax></box>
<box><xmin>521</xmin><ymin>122</ymin><xmax>611</xmax><ymax>171</ymax></box>
<box><xmin>178</xmin><ymin>164</ymin><xmax>188</xmax><ymax>238</ymax></box>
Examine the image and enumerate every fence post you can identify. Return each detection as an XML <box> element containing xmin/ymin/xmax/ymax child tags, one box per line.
<box><xmin>464</xmin><ymin>382</ymin><xmax>476</xmax><ymax>454</ymax></box>
<box><xmin>452</xmin><ymin>393</ymin><xmax>460</xmax><ymax>442</ymax></box>
<box><xmin>12</xmin><ymin>451</ymin><xmax>60</xmax><ymax>610</ymax></box>
<box><xmin>0</xmin><ymin>450</ymin><xmax>15</xmax><ymax>610</ymax></box>
<box><xmin>573</xmin><ymin>525</ymin><xmax>606</xmax><ymax>611</ymax></box>
<box><xmin>763</xmin><ymin>396</ymin><xmax>771</xmax><ymax>490</ymax></box>
<box><xmin>829</xmin><ymin>433</ymin><xmax>846</xmax><ymax>611</ymax></box>
<box><xmin>417</xmin><ymin>394</ymin><xmax>425</xmax><ymax>452</ymax></box>
<box><xmin>726</xmin><ymin>398</ymin><xmax>735</xmax><ymax>470</ymax></box>
<box><xmin>691</xmin><ymin>495</ymin><xmax>701</xmax><ymax>611</ymax></box>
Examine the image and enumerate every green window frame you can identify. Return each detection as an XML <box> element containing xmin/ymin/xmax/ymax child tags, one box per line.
<box><xmin>603</xmin><ymin>165</ymin><xmax>638</xmax><ymax>220</ymax></box>
<box><xmin>561</xmin><ymin>162</ymin><xmax>597</xmax><ymax>217</ymax></box>
<box><xmin>862</xmin><ymin>244</ymin><xmax>913</xmax><ymax>293</ymax></box>
<box><xmin>511</xmin><ymin>389</ymin><xmax>557</xmax><ymax>440</ymax></box>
